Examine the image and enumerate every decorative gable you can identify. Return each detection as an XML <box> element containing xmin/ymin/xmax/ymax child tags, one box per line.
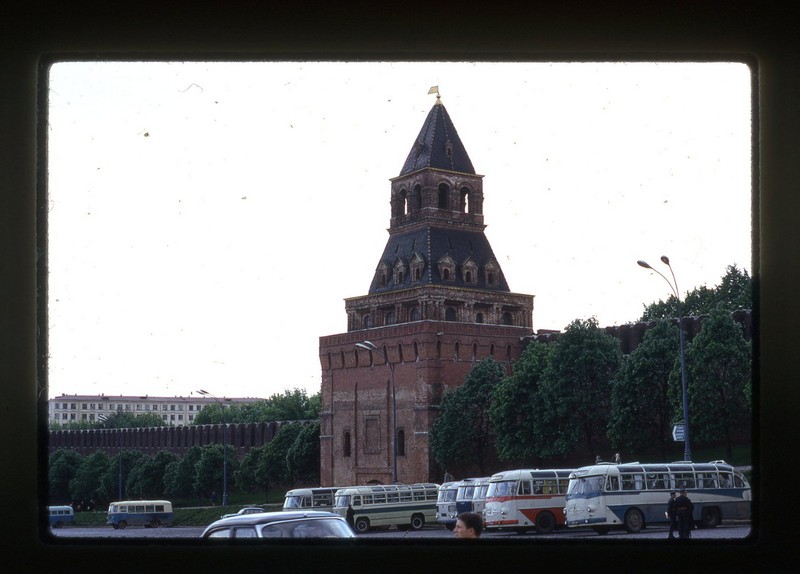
<box><xmin>437</xmin><ymin>254</ymin><xmax>456</xmax><ymax>282</ymax></box>
<box><xmin>461</xmin><ymin>256</ymin><xmax>478</xmax><ymax>285</ymax></box>
<box><xmin>484</xmin><ymin>259</ymin><xmax>501</xmax><ymax>288</ymax></box>
<box><xmin>376</xmin><ymin>262</ymin><xmax>390</xmax><ymax>288</ymax></box>
<box><xmin>410</xmin><ymin>252</ymin><xmax>426</xmax><ymax>282</ymax></box>
<box><xmin>393</xmin><ymin>257</ymin><xmax>408</xmax><ymax>285</ymax></box>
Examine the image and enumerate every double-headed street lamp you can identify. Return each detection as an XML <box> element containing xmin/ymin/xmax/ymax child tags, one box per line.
<box><xmin>355</xmin><ymin>340</ymin><xmax>398</xmax><ymax>483</ymax></box>
<box><xmin>637</xmin><ymin>256</ymin><xmax>692</xmax><ymax>462</ymax></box>
<box><xmin>197</xmin><ymin>389</ymin><xmax>228</xmax><ymax>506</ymax></box>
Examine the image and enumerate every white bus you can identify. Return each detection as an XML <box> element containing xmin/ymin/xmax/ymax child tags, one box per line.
<box><xmin>564</xmin><ymin>460</ymin><xmax>751</xmax><ymax>534</ymax></box>
<box><xmin>454</xmin><ymin>477</ymin><xmax>491</xmax><ymax>517</ymax></box>
<box><xmin>483</xmin><ymin>469</ymin><xmax>574</xmax><ymax>533</ymax></box>
<box><xmin>106</xmin><ymin>500</ymin><xmax>173</xmax><ymax>529</ymax></box>
<box><xmin>435</xmin><ymin>481</ymin><xmax>459</xmax><ymax>529</ymax></box>
<box><xmin>282</xmin><ymin>487</ymin><xmax>341</xmax><ymax>512</ymax></box>
<box><xmin>333</xmin><ymin>483</ymin><xmax>439</xmax><ymax>533</ymax></box>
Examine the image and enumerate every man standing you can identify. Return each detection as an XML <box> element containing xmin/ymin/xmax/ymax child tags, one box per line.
<box><xmin>453</xmin><ymin>512</ymin><xmax>483</xmax><ymax>539</ymax></box>
<box><xmin>674</xmin><ymin>488</ymin><xmax>694</xmax><ymax>539</ymax></box>
<box><xmin>666</xmin><ymin>491</ymin><xmax>678</xmax><ymax>539</ymax></box>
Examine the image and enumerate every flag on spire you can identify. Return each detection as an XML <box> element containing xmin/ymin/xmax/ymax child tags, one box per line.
<box><xmin>428</xmin><ymin>85</ymin><xmax>440</xmax><ymax>96</ymax></box>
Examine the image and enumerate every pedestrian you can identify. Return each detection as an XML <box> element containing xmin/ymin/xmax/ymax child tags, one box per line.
<box><xmin>210</xmin><ymin>491</ymin><xmax>217</xmax><ymax>506</ymax></box>
<box><xmin>614</xmin><ymin>453</ymin><xmax>621</xmax><ymax>464</ymax></box>
<box><xmin>666</xmin><ymin>491</ymin><xmax>678</xmax><ymax>539</ymax></box>
<box><xmin>595</xmin><ymin>455</ymin><xmax>602</xmax><ymax>464</ymax></box>
<box><xmin>346</xmin><ymin>504</ymin><xmax>355</xmax><ymax>528</ymax></box>
<box><xmin>674</xmin><ymin>488</ymin><xmax>694</xmax><ymax>539</ymax></box>
<box><xmin>453</xmin><ymin>512</ymin><xmax>483</xmax><ymax>539</ymax></box>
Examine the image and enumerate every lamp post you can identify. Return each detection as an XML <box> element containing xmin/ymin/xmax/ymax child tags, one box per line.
<box><xmin>98</xmin><ymin>414</ymin><xmax>123</xmax><ymax>499</ymax></box>
<box><xmin>637</xmin><ymin>256</ymin><xmax>692</xmax><ymax>462</ymax></box>
<box><xmin>197</xmin><ymin>389</ymin><xmax>228</xmax><ymax>506</ymax></box>
<box><xmin>355</xmin><ymin>340</ymin><xmax>398</xmax><ymax>483</ymax></box>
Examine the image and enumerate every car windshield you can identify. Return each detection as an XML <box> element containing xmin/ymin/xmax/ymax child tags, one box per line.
<box><xmin>260</xmin><ymin>518</ymin><xmax>355</xmax><ymax>538</ymax></box>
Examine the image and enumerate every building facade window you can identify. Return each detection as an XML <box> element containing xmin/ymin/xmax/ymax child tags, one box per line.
<box><xmin>397</xmin><ymin>429</ymin><xmax>406</xmax><ymax>456</ymax></box>
<box><xmin>364</xmin><ymin>417</ymin><xmax>381</xmax><ymax>454</ymax></box>
<box><xmin>343</xmin><ymin>430</ymin><xmax>352</xmax><ymax>457</ymax></box>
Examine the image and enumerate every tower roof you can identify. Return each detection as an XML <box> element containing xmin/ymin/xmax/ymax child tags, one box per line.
<box><xmin>398</xmin><ymin>98</ymin><xmax>476</xmax><ymax>176</ymax></box>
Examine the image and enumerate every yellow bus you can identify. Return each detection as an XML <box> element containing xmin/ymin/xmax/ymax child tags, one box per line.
<box><xmin>333</xmin><ymin>483</ymin><xmax>439</xmax><ymax>533</ymax></box>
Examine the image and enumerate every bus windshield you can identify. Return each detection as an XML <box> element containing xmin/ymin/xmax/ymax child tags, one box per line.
<box><xmin>567</xmin><ymin>476</ymin><xmax>605</xmax><ymax>496</ymax></box>
<box><xmin>334</xmin><ymin>494</ymin><xmax>351</xmax><ymax>508</ymax></box>
<box><xmin>486</xmin><ymin>480</ymin><xmax>516</xmax><ymax>498</ymax></box>
<box><xmin>438</xmin><ymin>489</ymin><xmax>457</xmax><ymax>503</ymax></box>
<box><xmin>284</xmin><ymin>496</ymin><xmax>304</xmax><ymax>509</ymax></box>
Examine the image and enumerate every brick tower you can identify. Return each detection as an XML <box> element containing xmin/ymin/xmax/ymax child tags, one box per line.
<box><xmin>319</xmin><ymin>94</ymin><xmax>534</xmax><ymax>486</ymax></box>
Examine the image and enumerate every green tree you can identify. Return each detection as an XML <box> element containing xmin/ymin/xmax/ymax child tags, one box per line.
<box><xmin>235</xmin><ymin>444</ymin><xmax>269</xmax><ymax>496</ymax></box>
<box><xmin>125</xmin><ymin>450</ymin><xmax>178</xmax><ymax>499</ymax></box>
<box><xmin>430</xmin><ymin>358</ymin><xmax>505</xmax><ymax>476</ymax></box>
<box><xmin>97</xmin><ymin>411</ymin><xmax>165</xmax><ymax>428</ymax></box>
<box><xmin>258</xmin><ymin>422</ymin><xmax>307</xmax><ymax>487</ymax></box>
<box><xmin>285</xmin><ymin>421</ymin><xmax>321</xmax><ymax>485</ymax></box>
<box><xmin>673</xmin><ymin>306</ymin><xmax>752</xmax><ymax>460</ymax></box>
<box><xmin>69</xmin><ymin>450</ymin><xmax>110</xmax><ymax>504</ymax></box>
<box><xmin>193</xmin><ymin>444</ymin><xmax>239</xmax><ymax>500</ymax></box>
<box><xmin>49</xmin><ymin>449</ymin><xmax>83</xmax><ymax>504</ymax></box>
<box><xmin>164</xmin><ymin>445</ymin><xmax>202</xmax><ymax>499</ymax></box>
<box><xmin>99</xmin><ymin>450</ymin><xmax>146</xmax><ymax>502</ymax></box>
<box><xmin>193</xmin><ymin>389</ymin><xmax>321</xmax><ymax>425</ymax></box>
<box><xmin>607</xmin><ymin>320</ymin><xmax>681</xmax><ymax>458</ymax></box>
<box><xmin>538</xmin><ymin>318</ymin><xmax>622</xmax><ymax>457</ymax></box>
<box><xmin>640</xmin><ymin>264</ymin><xmax>752</xmax><ymax>321</ymax></box>
<box><xmin>489</xmin><ymin>342</ymin><xmax>554</xmax><ymax>465</ymax></box>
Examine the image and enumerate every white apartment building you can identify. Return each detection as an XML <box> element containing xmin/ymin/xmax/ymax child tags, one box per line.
<box><xmin>48</xmin><ymin>394</ymin><xmax>264</xmax><ymax>426</ymax></box>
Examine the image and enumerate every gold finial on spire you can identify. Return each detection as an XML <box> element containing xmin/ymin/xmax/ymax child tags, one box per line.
<box><xmin>427</xmin><ymin>85</ymin><xmax>441</xmax><ymax>103</ymax></box>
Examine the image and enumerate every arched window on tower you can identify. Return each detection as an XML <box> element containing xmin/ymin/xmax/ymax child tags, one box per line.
<box><xmin>385</xmin><ymin>311</ymin><xmax>396</xmax><ymax>326</ymax></box>
<box><xmin>445</xmin><ymin>307</ymin><xmax>457</xmax><ymax>321</ymax></box>
<box><xmin>362</xmin><ymin>315</ymin><xmax>372</xmax><ymax>329</ymax></box>
<box><xmin>413</xmin><ymin>341</ymin><xmax>419</xmax><ymax>361</ymax></box>
<box><xmin>503</xmin><ymin>311</ymin><xmax>513</xmax><ymax>325</ymax></box>
<box><xmin>413</xmin><ymin>184</ymin><xmax>422</xmax><ymax>211</ymax></box>
<box><xmin>410</xmin><ymin>307</ymin><xmax>421</xmax><ymax>321</ymax></box>
<box><xmin>472</xmin><ymin>342</ymin><xmax>478</xmax><ymax>361</ymax></box>
<box><xmin>490</xmin><ymin>344</ymin><xmax>495</xmax><ymax>357</ymax></box>
<box><xmin>401</xmin><ymin>189</ymin><xmax>410</xmax><ymax>214</ymax></box>
<box><xmin>475</xmin><ymin>312</ymin><xmax>484</xmax><ymax>324</ymax></box>
<box><xmin>398</xmin><ymin>342</ymin><xmax>404</xmax><ymax>362</ymax></box>
<box><xmin>454</xmin><ymin>341</ymin><xmax>460</xmax><ymax>359</ymax></box>
<box><xmin>460</xmin><ymin>186</ymin><xmax>471</xmax><ymax>213</ymax></box>
<box><xmin>397</xmin><ymin>429</ymin><xmax>406</xmax><ymax>456</ymax></box>
<box><xmin>438</xmin><ymin>183</ymin><xmax>450</xmax><ymax>209</ymax></box>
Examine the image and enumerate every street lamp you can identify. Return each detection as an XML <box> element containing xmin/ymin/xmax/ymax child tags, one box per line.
<box><xmin>197</xmin><ymin>389</ymin><xmax>228</xmax><ymax>506</ymax></box>
<box><xmin>98</xmin><ymin>414</ymin><xmax>123</xmax><ymax>499</ymax></box>
<box><xmin>637</xmin><ymin>256</ymin><xmax>692</xmax><ymax>462</ymax></box>
<box><xmin>355</xmin><ymin>340</ymin><xmax>398</xmax><ymax>483</ymax></box>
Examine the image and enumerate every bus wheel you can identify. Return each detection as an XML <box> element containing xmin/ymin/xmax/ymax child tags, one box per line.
<box><xmin>623</xmin><ymin>508</ymin><xmax>643</xmax><ymax>533</ymax></box>
<box><xmin>117</xmin><ymin>521</ymin><xmax>127</xmax><ymax>530</ymax></box>
<box><xmin>150</xmin><ymin>519</ymin><xmax>160</xmax><ymax>529</ymax></box>
<box><xmin>701</xmin><ymin>507</ymin><xmax>721</xmax><ymax>529</ymax></box>
<box><xmin>592</xmin><ymin>526</ymin><xmax>612</xmax><ymax>535</ymax></box>
<box><xmin>535</xmin><ymin>511</ymin><xmax>556</xmax><ymax>534</ymax></box>
<box><xmin>354</xmin><ymin>517</ymin><xmax>370</xmax><ymax>534</ymax></box>
<box><xmin>410</xmin><ymin>514</ymin><xmax>425</xmax><ymax>530</ymax></box>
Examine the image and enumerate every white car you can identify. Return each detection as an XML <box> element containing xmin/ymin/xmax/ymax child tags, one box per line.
<box><xmin>220</xmin><ymin>506</ymin><xmax>266</xmax><ymax>519</ymax></box>
<box><xmin>203</xmin><ymin>510</ymin><xmax>356</xmax><ymax>539</ymax></box>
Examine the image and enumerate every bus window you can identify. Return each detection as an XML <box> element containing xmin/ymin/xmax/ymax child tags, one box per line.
<box><xmin>519</xmin><ymin>481</ymin><xmax>532</xmax><ymax>495</ymax></box>
<box><xmin>734</xmin><ymin>475</ymin><xmax>745</xmax><ymax>487</ymax></box>
<box><xmin>532</xmin><ymin>480</ymin><xmax>544</xmax><ymax>495</ymax></box>
<box><xmin>558</xmin><ymin>479</ymin><xmax>569</xmax><ymax>493</ymax></box>
<box><xmin>605</xmin><ymin>475</ymin><xmax>620</xmax><ymax>491</ymax></box>
<box><xmin>674</xmin><ymin>473</ymin><xmax>695</xmax><ymax>489</ymax></box>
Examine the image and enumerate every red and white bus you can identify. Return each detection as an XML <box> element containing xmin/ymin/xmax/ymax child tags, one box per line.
<box><xmin>483</xmin><ymin>468</ymin><xmax>574</xmax><ymax>533</ymax></box>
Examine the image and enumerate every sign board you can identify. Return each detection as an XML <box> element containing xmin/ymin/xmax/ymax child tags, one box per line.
<box><xmin>672</xmin><ymin>424</ymin><xmax>685</xmax><ymax>442</ymax></box>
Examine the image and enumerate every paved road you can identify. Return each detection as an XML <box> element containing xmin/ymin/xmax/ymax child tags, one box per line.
<box><xmin>49</xmin><ymin>522</ymin><xmax>750</xmax><ymax>540</ymax></box>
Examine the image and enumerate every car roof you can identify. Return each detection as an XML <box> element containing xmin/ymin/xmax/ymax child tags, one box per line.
<box><xmin>204</xmin><ymin>510</ymin><xmax>343</xmax><ymax>531</ymax></box>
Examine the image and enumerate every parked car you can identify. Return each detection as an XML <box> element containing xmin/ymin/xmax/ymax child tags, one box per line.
<box><xmin>220</xmin><ymin>506</ymin><xmax>266</xmax><ymax>519</ymax></box>
<box><xmin>202</xmin><ymin>510</ymin><xmax>356</xmax><ymax>539</ymax></box>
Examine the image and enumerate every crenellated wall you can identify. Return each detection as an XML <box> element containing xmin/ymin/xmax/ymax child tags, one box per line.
<box><xmin>47</xmin><ymin>421</ymin><xmax>297</xmax><ymax>458</ymax></box>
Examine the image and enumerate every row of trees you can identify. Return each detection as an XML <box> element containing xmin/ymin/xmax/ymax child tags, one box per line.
<box><xmin>49</xmin><ymin>388</ymin><xmax>320</xmax><ymax>430</ymax></box>
<box><xmin>49</xmin><ymin>421</ymin><xmax>320</xmax><ymax>506</ymax></box>
<box><xmin>431</xmin><ymin>265</ymin><xmax>752</xmax><ymax>476</ymax></box>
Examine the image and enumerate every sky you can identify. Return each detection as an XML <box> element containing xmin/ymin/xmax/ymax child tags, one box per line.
<box><xmin>46</xmin><ymin>61</ymin><xmax>753</xmax><ymax>401</ymax></box>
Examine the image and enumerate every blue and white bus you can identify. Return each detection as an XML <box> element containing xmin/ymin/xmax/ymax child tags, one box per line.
<box><xmin>48</xmin><ymin>505</ymin><xmax>75</xmax><ymax>528</ymax></box>
<box><xmin>106</xmin><ymin>500</ymin><xmax>174</xmax><ymax>529</ymax></box>
<box><xmin>454</xmin><ymin>477</ymin><xmax>491</xmax><ymax>517</ymax></box>
<box><xmin>282</xmin><ymin>487</ymin><xmax>341</xmax><ymax>512</ymax></box>
<box><xmin>435</xmin><ymin>481</ymin><xmax>459</xmax><ymax>529</ymax></box>
<box><xmin>564</xmin><ymin>460</ymin><xmax>750</xmax><ymax>534</ymax></box>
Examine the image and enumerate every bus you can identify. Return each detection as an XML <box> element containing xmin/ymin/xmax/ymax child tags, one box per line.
<box><xmin>435</xmin><ymin>481</ymin><xmax>459</xmax><ymax>529</ymax></box>
<box><xmin>48</xmin><ymin>505</ymin><xmax>75</xmax><ymax>528</ymax></box>
<box><xmin>454</xmin><ymin>477</ymin><xmax>491</xmax><ymax>517</ymax></box>
<box><xmin>106</xmin><ymin>500</ymin><xmax>174</xmax><ymax>529</ymax></box>
<box><xmin>333</xmin><ymin>483</ymin><xmax>439</xmax><ymax>533</ymax></box>
<box><xmin>564</xmin><ymin>460</ymin><xmax>751</xmax><ymax>534</ymax></box>
<box><xmin>283</xmin><ymin>487</ymin><xmax>341</xmax><ymax>512</ymax></box>
<box><xmin>483</xmin><ymin>468</ymin><xmax>574</xmax><ymax>534</ymax></box>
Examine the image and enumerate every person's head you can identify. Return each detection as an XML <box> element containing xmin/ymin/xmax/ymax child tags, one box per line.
<box><xmin>670</xmin><ymin>491</ymin><xmax>676</xmax><ymax>498</ymax></box>
<box><xmin>679</xmin><ymin>489</ymin><xmax>687</xmax><ymax>495</ymax></box>
<box><xmin>454</xmin><ymin>512</ymin><xmax>483</xmax><ymax>538</ymax></box>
